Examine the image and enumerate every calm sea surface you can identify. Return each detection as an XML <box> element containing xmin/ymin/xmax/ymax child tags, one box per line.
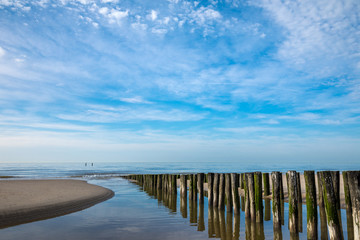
<box><xmin>0</xmin><ymin>162</ymin><xmax>357</xmax><ymax>239</ymax></box>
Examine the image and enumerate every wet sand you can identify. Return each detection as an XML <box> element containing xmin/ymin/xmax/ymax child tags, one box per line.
<box><xmin>0</xmin><ymin>179</ymin><xmax>114</xmax><ymax>228</ymax></box>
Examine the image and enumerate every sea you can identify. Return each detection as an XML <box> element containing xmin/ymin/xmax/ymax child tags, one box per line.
<box><xmin>0</xmin><ymin>161</ymin><xmax>358</xmax><ymax>239</ymax></box>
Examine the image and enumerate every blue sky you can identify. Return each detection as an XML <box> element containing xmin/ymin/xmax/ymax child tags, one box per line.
<box><xmin>0</xmin><ymin>0</ymin><xmax>359</xmax><ymax>164</ymax></box>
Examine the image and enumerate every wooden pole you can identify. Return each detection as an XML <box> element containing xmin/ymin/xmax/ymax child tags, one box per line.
<box><xmin>218</xmin><ymin>173</ymin><xmax>225</xmax><ymax>211</ymax></box>
<box><xmin>287</xmin><ymin>170</ymin><xmax>299</xmax><ymax>234</ymax></box>
<box><xmin>180</xmin><ymin>174</ymin><xmax>187</xmax><ymax>197</ymax></box>
<box><xmin>192</xmin><ymin>174</ymin><xmax>197</xmax><ymax>199</ymax></box>
<box><xmin>225</xmin><ymin>173</ymin><xmax>232</xmax><ymax>212</ymax></box>
<box><xmin>304</xmin><ymin>170</ymin><xmax>317</xmax><ymax>240</ymax></box>
<box><xmin>297</xmin><ymin>172</ymin><xmax>302</xmax><ymax>203</ymax></box>
<box><xmin>342</xmin><ymin>171</ymin><xmax>352</xmax><ymax>210</ymax></box>
<box><xmin>208</xmin><ymin>173</ymin><xmax>214</xmax><ymax>206</ymax></box>
<box><xmin>213</xmin><ymin>173</ymin><xmax>219</xmax><ymax>208</ymax></box>
<box><xmin>254</xmin><ymin>171</ymin><xmax>263</xmax><ymax>222</ymax></box>
<box><xmin>231</xmin><ymin>173</ymin><xmax>240</xmax><ymax>215</ymax></box>
<box><xmin>244</xmin><ymin>173</ymin><xmax>250</xmax><ymax>218</ymax></box>
<box><xmin>271</xmin><ymin>171</ymin><xmax>282</xmax><ymax>229</ymax></box>
<box><xmin>263</xmin><ymin>173</ymin><xmax>270</xmax><ymax>196</ymax></box>
<box><xmin>319</xmin><ymin>171</ymin><xmax>343</xmax><ymax>240</ymax></box>
<box><xmin>198</xmin><ymin>173</ymin><xmax>204</xmax><ymax>204</ymax></box>
<box><xmin>348</xmin><ymin>171</ymin><xmax>360</xmax><ymax>240</ymax></box>
<box><xmin>157</xmin><ymin>174</ymin><xmax>162</xmax><ymax>191</ymax></box>
<box><xmin>171</xmin><ymin>174</ymin><xmax>177</xmax><ymax>194</ymax></box>
<box><xmin>247</xmin><ymin>172</ymin><xmax>256</xmax><ymax>221</ymax></box>
<box><xmin>189</xmin><ymin>174</ymin><xmax>194</xmax><ymax>200</ymax></box>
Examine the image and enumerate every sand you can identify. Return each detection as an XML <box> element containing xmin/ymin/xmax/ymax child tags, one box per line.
<box><xmin>0</xmin><ymin>179</ymin><xmax>114</xmax><ymax>228</ymax></box>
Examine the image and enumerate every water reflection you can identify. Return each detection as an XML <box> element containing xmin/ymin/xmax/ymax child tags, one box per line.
<box><xmin>131</xmin><ymin>178</ymin><xmax>352</xmax><ymax>240</ymax></box>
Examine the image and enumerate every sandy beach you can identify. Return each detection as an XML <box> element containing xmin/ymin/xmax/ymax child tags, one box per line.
<box><xmin>0</xmin><ymin>179</ymin><xmax>114</xmax><ymax>229</ymax></box>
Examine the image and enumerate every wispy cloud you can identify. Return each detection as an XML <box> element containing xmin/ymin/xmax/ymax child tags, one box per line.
<box><xmin>0</xmin><ymin>0</ymin><xmax>359</xmax><ymax>163</ymax></box>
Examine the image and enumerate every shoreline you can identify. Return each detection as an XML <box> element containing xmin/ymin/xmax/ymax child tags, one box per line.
<box><xmin>0</xmin><ymin>179</ymin><xmax>114</xmax><ymax>229</ymax></box>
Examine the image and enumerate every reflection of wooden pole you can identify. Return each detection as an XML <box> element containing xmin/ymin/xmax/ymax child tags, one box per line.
<box><xmin>348</xmin><ymin>171</ymin><xmax>360</xmax><ymax>240</ymax></box>
<box><xmin>213</xmin><ymin>173</ymin><xmax>219</xmax><ymax>208</ymax></box>
<box><xmin>304</xmin><ymin>170</ymin><xmax>317</xmax><ymax>239</ymax></box>
<box><xmin>271</xmin><ymin>171</ymin><xmax>281</xmax><ymax>229</ymax></box>
<box><xmin>231</xmin><ymin>173</ymin><xmax>240</xmax><ymax>215</ymax></box>
<box><xmin>254</xmin><ymin>172</ymin><xmax>263</xmax><ymax>222</ymax></box>
<box><xmin>319</xmin><ymin>171</ymin><xmax>343</xmax><ymax>240</ymax></box>
<box><xmin>197</xmin><ymin>173</ymin><xmax>204</xmax><ymax>204</ymax></box>
<box><xmin>287</xmin><ymin>170</ymin><xmax>298</xmax><ymax>234</ymax></box>
<box><xmin>208</xmin><ymin>173</ymin><xmax>214</xmax><ymax>206</ymax></box>
<box><xmin>218</xmin><ymin>174</ymin><xmax>225</xmax><ymax>211</ymax></box>
<box><xmin>225</xmin><ymin>173</ymin><xmax>232</xmax><ymax>212</ymax></box>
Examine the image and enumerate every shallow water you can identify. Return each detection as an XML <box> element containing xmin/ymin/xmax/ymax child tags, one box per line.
<box><xmin>0</xmin><ymin>177</ymin><xmax>352</xmax><ymax>240</ymax></box>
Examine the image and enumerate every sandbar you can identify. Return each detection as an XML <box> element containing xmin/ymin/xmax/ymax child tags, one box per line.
<box><xmin>0</xmin><ymin>179</ymin><xmax>114</xmax><ymax>228</ymax></box>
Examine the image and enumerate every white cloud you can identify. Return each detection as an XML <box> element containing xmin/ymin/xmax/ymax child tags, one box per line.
<box><xmin>254</xmin><ymin>0</ymin><xmax>360</xmax><ymax>75</ymax></box>
<box><xmin>108</xmin><ymin>9</ymin><xmax>129</xmax><ymax>23</ymax></box>
<box><xmin>0</xmin><ymin>46</ymin><xmax>5</xmax><ymax>57</ymax></box>
<box><xmin>189</xmin><ymin>7</ymin><xmax>221</xmax><ymax>25</ymax></box>
<box><xmin>119</xmin><ymin>96</ymin><xmax>152</xmax><ymax>104</ymax></box>
<box><xmin>147</xmin><ymin>10</ymin><xmax>158</xmax><ymax>21</ymax></box>
<box><xmin>101</xmin><ymin>0</ymin><xmax>119</xmax><ymax>3</ymax></box>
<box><xmin>57</xmin><ymin>106</ymin><xmax>206</xmax><ymax>123</ymax></box>
<box><xmin>98</xmin><ymin>7</ymin><xmax>108</xmax><ymax>15</ymax></box>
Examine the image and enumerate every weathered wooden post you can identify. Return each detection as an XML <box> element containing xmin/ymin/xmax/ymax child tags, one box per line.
<box><xmin>225</xmin><ymin>173</ymin><xmax>232</xmax><ymax>212</ymax></box>
<box><xmin>348</xmin><ymin>171</ymin><xmax>360</xmax><ymax>240</ymax></box>
<box><xmin>304</xmin><ymin>170</ymin><xmax>317</xmax><ymax>239</ymax></box>
<box><xmin>171</xmin><ymin>174</ymin><xmax>177</xmax><ymax>194</ymax></box>
<box><xmin>317</xmin><ymin>172</ymin><xmax>324</xmax><ymax>207</ymax></box>
<box><xmin>271</xmin><ymin>171</ymin><xmax>282</xmax><ymax>229</ymax></box>
<box><xmin>254</xmin><ymin>171</ymin><xmax>263</xmax><ymax>222</ymax></box>
<box><xmin>213</xmin><ymin>173</ymin><xmax>219</xmax><ymax>208</ymax></box>
<box><xmin>319</xmin><ymin>205</ymin><xmax>328</xmax><ymax>240</ymax></box>
<box><xmin>264</xmin><ymin>199</ymin><xmax>271</xmax><ymax>221</ymax></box>
<box><xmin>208</xmin><ymin>173</ymin><xmax>214</xmax><ymax>206</ymax></box>
<box><xmin>319</xmin><ymin>171</ymin><xmax>343</xmax><ymax>240</ymax></box>
<box><xmin>297</xmin><ymin>172</ymin><xmax>302</xmax><ymax>203</ymax></box>
<box><xmin>157</xmin><ymin>174</ymin><xmax>162</xmax><ymax>191</ymax></box>
<box><xmin>287</xmin><ymin>170</ymin><xmax>299</xmax><ymax>234</ymax></box>
<box><xmin>231</xmin><ymin>173</ymin><xmax>240</xmax><ymax>215</ymax></box>
<box><xmin>247</xmin><ymin>172</ymin><xmax>256</xmax><ymax>221</ymax></box>
<box><xmin>180</xmin><ymin>174</ymin><xmax>187</xmax><ymax>197</ymax></box>
<box><xmin>263</xmin><ymin>173</ymin><xmax>270</xmax><ymax>196</ymax></box>
<box><xmin>240</xmin><ymin>173</ymin><xmax>245</xmax><ymax>189</ymax></box>
<box><xmin>343</xmin><ymin>171</ymin><xmax>352</xmax><ymax>210</ymax></box>
<box><xmin>331</xmin><ymin>171</ymin><xmax>340</xmax><ymax>210</ymax></box>
<box><xmin>343</xmin><ymin>171</ymin><xmax>354</xmax><ymax>239</ymax></box>
<box><xmin>189</xmin><ymin>174</ymin><xmax>194</xmax><ymax>200</ymax></box>
<box><xmin>218</xmin><ymin>173</ymin><xmax>225</xmax><ymax>211</ymax></box>
<box><xmin>197</xmin><ymin>173</ymin><xmax>204</xmax><ymax>204</ymax></box>
<box><xmin>192</xmin><ymin>174</ymin><xmax>197</xmax><ymax>199</ymax></box>
<box><xmin>244</xmin><ymin>173</ymin><xmax>250</xmax><ymax>218</ymax></box>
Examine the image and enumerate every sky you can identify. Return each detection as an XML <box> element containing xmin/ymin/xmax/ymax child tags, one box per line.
<box><xmin>0</xmin><ymin>0</ymin><xmax>359</xmax><ymax>164</ymax></box>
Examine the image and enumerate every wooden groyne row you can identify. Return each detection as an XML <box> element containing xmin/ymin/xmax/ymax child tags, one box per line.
<box><xmin>123</xmin><ymin>170</ymin><xmax>360</xmax><ymax>240</ymax></box>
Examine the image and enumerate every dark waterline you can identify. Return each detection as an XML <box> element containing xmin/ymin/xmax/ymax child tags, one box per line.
<box><xmin>0</xmin><ymin>177</ymin><xmax>352</xmax><ymax>240</ymax></box>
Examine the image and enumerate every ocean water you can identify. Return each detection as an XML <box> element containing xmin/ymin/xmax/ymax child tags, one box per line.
<box><xmin>0</xmin><ymin>162</ymin><xmax>357</xmax><ymax>239</ymax></box>
<box><xmin>1</xmin><ymin>161</ymin><xmax>359</xmax><ymax>179</ymax></box>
